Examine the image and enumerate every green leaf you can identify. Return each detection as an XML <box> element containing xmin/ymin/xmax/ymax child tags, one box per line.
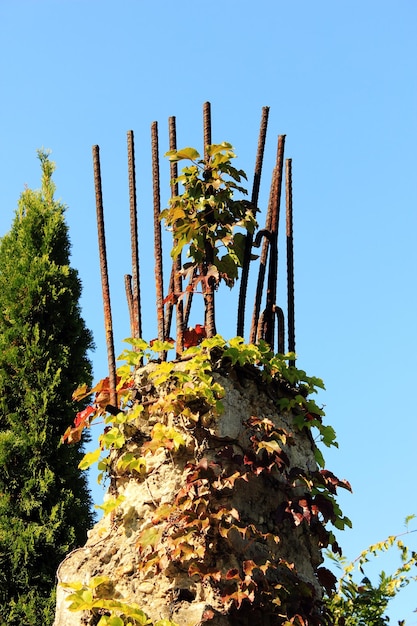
<box><xmin>100</xmin><ymin>426</ymin><xmax>126</xmax><ymax>450</ymax></box>
<box><xmin>320</xmin><ymin>425</ymin><xmax>337</xmax><ymax>447</ymax></box>
<box><xmin>95</xmin><ymin>494</ymin><xmax>125</xmax><ymax>516</ymax></box>
<box><xmin>314</xmin><ymin>447</ymin><xmax>325</xmax><ymax>468</ymax></box>
<box><xmin>117</xmin><ymin>452</ymin><xmax>146</xmax><ymax>474</ymax></box>
<box><xmin>67</xmin><ymin>588</ymin><xmax>94</xmax><ymax>611</ymax></box>
<box><xmin>207</xmin><ymin>142</ymin><xmax>234</xmax><ymax>156</ymax></box>
<box><xmin>150</xmin><ymin>339</ymin><xmax>175</xmax><ymax>352</ymax></box>
<box><xmin>78</xmin><ymin>447</ymin><xmax>101</xmax><ymax>470</ymax></box>
<box><xmin>97</xmin><ymin>616</ymin><xmax>124</xmax><ymax>626</ymax></box>
<box><xmin>165</xmin><ymin>147</ymin><xmax>200</xmax><ymax>161</ymax></box>
<box><xmin>89</xmin><ymin>575</ymin><xmax>111</xmax><ymax>589</ymax></box>
<box><xmin>137</xmin><ymin>525</ymin><xmax>162</xmax><ymax>548</ymax></box>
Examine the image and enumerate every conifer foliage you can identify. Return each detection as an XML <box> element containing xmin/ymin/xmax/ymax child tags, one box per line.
<box><xmin>0</xmin><ymin>152</ymin><xmax>94</xmax><ymax>625</ymax></box>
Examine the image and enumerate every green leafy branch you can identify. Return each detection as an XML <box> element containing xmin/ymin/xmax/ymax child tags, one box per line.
<box><xmin>162</xmin><ymin>143</ymin><xmax>257</xmax><ymax>289</ymax></box>
<box><xmin>325</xmin><ymin>517</ymin><xmax>417</xmax><ymax>625</ymax></box>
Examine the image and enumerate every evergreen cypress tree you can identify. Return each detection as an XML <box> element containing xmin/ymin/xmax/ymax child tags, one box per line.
<box><xmin>0</xmin><ymin>151</ymin><xmax>95</xmax><ymax>625</ymax></box>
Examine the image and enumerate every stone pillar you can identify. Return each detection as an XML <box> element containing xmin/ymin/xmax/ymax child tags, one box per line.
<box><xmin>54</xmin><ymin>359</ymin><xmax>329</xmax><ymax>626</ymax></box>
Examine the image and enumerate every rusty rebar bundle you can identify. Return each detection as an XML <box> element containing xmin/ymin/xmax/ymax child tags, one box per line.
<box><xmin>93</xmin><ymin>104</ymin><xmax>297</xmax><ymax>368</ymax></box>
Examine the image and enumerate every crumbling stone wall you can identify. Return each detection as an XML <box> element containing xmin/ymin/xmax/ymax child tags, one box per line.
<box><xmin>54</xmin><ymin>362</ymin><xmax>324</xmax><ymax>626</ymax></box>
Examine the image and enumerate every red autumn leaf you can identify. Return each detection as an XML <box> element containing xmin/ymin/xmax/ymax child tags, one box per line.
<box><xmin>312</xmin><ymin>493</ymin><xmax>336</xmax><ymax>522</ymax></box>
<box><xmin>317</xmin><ymin>567</ymin><xmax>338</xmax><ymax>594</ymax></box>
<box><xmin>243</xmin><ymin>560</ymin><xmax>257</xmax><ymax>576</ymax></box>
<box><xmin>90</xmin><ymin>376</ymin><xmax>110</xmax><ymax>395</ymax></box>
<box><xmin>74</xmin><ymin>404</ymin><xmax>95</xmax><ymax>427</ymax></box>
<box><xmin>95</xmin><ymin>390</ymin><xmax>111</xmax><ymax>409</ymax></box>
<box><xmin>183</xmin><ymin>325</ymin><xmax>207</xmax><ymax>349</ymax></box>
<box><xmin>222</xmin><ymin>589</ymin><xmax>253</xmax><ymax>609</ymax></box>
<box><xmin>194</xmin><ymin>323</ymin><xmax>206</xmax><ymax>338</ymax></box>
<box><xmin>296</xmin><ymin>498</ymin><xmax>312</xmax><ymax>524</ymax></box>
<box><xmin>188</xmin><ymin>563</ymin><xmax>222</xmax><ymax>582</ymax></box>
<box><xmin>163</xmin><ymin>292</ymin><xmax>179</xmax><ymax>306</ymax></box>
<box><xmin>316</xmin><ymin>470</ymin><xmax>352</xmax><ymax>494</ymax></box>
<box><xmin>62</xmin><ymin>425</ymin><xmax>82</xmax><ymax>444</ymax></box>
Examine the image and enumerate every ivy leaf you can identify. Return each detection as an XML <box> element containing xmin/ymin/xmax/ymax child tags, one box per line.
<box><xmin>78</xmin><ymin>447</ymin><xmax>101</xmax><ymax>470</ymax></box>
<box><xmin>320</xmin><ymin>424</ymin><xmax>337</xmax><ymax>447</ymax></box>
<box><xmin>89</xmin><ymin>576</ymin><xmax>111</xmax><ymax>589</ymax></box>
<box><xmin>97</xmin><ymin>617</ymin><xmax>124</xmax><ymax>626</ymax></box>
<box><xmin>243</xmin><ymin>560</ymin><xmax>257</xmax><ymax>576</ymax></box>
<box><xmin>314</xmin><ymin>447</ymin><xmax>325</xmax><ymax>468</ymax></box>
<box><xmin>142</xmin><ymin>423</ymin><xmax>185</xmax><ymax>454</ymax></box>
<box><xmin>66</xmin><ymin>588</ymin><xmax>94</xmax><ymax>611</ymax></box>
<box><xmin>95</xmin><ymin>494</ymin><xmax>125</xmax><ymax>516</ymax></box>
<box><xmin>117</xmin><ymin>452</ymin><xmax>146</xmax><ymax>475</ymax></box>
<box><xmin>152</xmin><ymin>503</ymin><xmax>174</xmax><ymax>524</ymax></box>
<box><xmin>317</xmin><ymin>567</ymin><xmax>338</xmax><ymax>594</ymax></box>
<box><xmin>222</xmin><ymin>589</ymin><xmax>253</xmax><ymax>609</ymax></box>
<box><xmin>137</xmin><ymin>525</ymin><xmax>163</xmax><ymax>549</ymax></box>
<box><xmin>214</xmin><ymin>253</ymin><xmax>239</xmax><ymax>284</ymax></box>
<box><xmin>149</xmin><ymin>339</ymin><xmax>175</xmax><ymax>353</ymax></box>
<box><xmin>72</xmin><ymin>383</ymin><xmax>91</xmax><ymax>402</ymax></box>
<box><xmin>100</xmin><ymin>426</ymin><xmax>125</xmax><ymax>450</ymax></box>
<box><xmin>256</xmin><ymin>439</ymin><xmax>283</xmax><ymax>455</ymax></box>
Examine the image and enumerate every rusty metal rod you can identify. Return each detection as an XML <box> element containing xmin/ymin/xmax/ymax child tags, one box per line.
<box><xmin>164</xmin><ymin>267</ymin><xmax>175</xmax><ymax>337</ymax></box>
<box><xmin>169</xmin><ymin>116</ymin><xmax>184</xmax><ymax>355</ymax></box>
<box><xmin>183</xmin><ymin>267</ymin><xmax>197</xmax><ymax>329</ymax></box>
<box><xmin>249</xmin><ymin>167</ymin><xmax>276</xmax><ymax>344</ymax></box>
<box><xmin>92</xmin><ymin>144</ymin><xmax>117</xmax><ymax>408</ymax></box>
<box><xmin>163</xmin><ymin>117</ymin><xmax>179</xmax><ymax>337</ymax></box>
<box><xmin>127</xmin><ymin>130</ymin><xmax>142</xmax><ymax>339</ymax></box>
<box><xmin>202</xmin><ymin>101</ymin><xmax>216</xmax><ymax>337</ymax></box>
<box><xmin>264</xmin><ymin>135</ymin><xmax>286</xmax><ymax>350</ymax></box>
<box><xmin>203</xmin><ymin>100</ymin><xmax>212</xmax><ymax>157</ymax></box>
<box><xmin>274</xmin><ymin>305</ymin><xmax>285</xmax><ymax>355</ymax></box>
<box><xmin>124</xmin><ymin>273</ymin><xmax>134</xmax><ymax>335</ymax></box>
<box><xmin>237</xmin><ymin>105</ymin><xmax>270</xmax><ymax>338</ymax></box>
<box><xmin>151</xmin><ymin>121</ymin><xmax>165</xmax><ymax>349</ymax></box>
<box><xmin>286</xmin><ymin>158</ymin><xmax>295</xmax><ymax>365</ymax></box>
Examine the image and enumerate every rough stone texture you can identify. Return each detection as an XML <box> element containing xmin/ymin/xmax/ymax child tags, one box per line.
<box><xmin>54</xmin><ymin>363</ymin><xmax>322</xmax><ymax>626</ymax></box>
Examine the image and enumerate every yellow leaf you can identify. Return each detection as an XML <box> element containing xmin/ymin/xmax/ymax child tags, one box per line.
<box><xmin>78</xmin><ymin>447</ymin><xmax>101</xmax><ymax>470</ymax></box>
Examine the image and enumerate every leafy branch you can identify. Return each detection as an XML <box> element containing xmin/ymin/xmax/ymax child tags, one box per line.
<box><xmin>161</xmin><ymin>144</ymin><xmax>257</xmax><ymax>336</ymax></box>
<box><xmin>325</xmin><ymin>517</ymin><xmax>417</xmax><ymax>625</ymax></box>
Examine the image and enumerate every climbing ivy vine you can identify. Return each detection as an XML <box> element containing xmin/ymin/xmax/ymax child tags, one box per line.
<box><xmin>62</xmin><ymin>335</ymin><xmax>354</xmax><ymax>625</ymax></box>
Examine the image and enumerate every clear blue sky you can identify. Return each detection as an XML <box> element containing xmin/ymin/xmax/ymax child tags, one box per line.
<box><xmin>1</xmin><ymin>0</ymin><xmax>416</xmax><ymax>621</ymax></box>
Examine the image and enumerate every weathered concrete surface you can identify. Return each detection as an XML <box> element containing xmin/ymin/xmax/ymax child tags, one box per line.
<box><xmin>54</xmin><ymin>364</ymin><xmax>322</xmax><ymax>626</ymax></box>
